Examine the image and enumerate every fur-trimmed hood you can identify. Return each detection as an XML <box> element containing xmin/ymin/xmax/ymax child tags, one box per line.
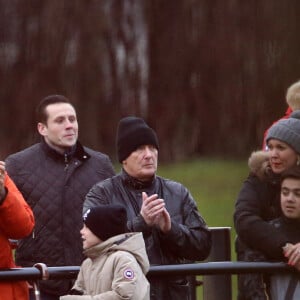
<box><xmin>248</xmin><ymin>150</ymin><xmax>271</xmax><ymax>180</ymax></box>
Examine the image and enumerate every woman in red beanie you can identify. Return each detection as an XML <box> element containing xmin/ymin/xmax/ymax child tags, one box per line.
<box><xmin>0</xmin><ymin>160</ymin><xmax>34</xmax><ymax>300</ymax></box>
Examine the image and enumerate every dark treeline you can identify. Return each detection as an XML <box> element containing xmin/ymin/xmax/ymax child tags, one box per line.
<box><xmin>0</xmin><ymin>0</ymin><xmax>300</xmax><ymax>162</ymax></box>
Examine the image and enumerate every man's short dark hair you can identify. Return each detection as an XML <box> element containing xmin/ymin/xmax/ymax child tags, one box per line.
<box><xmin>36</xmin><ymin>95</ymin><xmax>72</xmax><ymax>124</ymax></box>
<box><xmin>281</xmin><ymin>165</ymin><xmax>300</xmax><ymax>183</ymax></box>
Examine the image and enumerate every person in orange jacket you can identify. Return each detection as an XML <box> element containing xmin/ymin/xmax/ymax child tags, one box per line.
<box><xmin>0</xmin><ymin>160</ymin><xmax>35</xmax><ymax>300</ymax></box>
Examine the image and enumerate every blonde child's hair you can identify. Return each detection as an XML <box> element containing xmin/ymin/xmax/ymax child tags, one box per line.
<box><xmin>286</xmin><ymin>80</ymin><xmax>300</xmax><ymax>111</ymax></box>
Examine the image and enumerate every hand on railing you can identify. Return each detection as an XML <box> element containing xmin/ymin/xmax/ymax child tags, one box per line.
<box><xmin>31</xmin><ymin>263</ymin><xmax>49</xmax><ymax>300</ymax></box>
<box><xmin>283</xmin><ymin>242</ymin><xmax>300</xmax><ymax>271</ymax></box>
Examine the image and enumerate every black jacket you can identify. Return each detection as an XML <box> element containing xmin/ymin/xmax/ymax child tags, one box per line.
<box><xmin>84</xmin><ymin>170</ymin><xmax>211</xmax><ymax>300</ymax></box>
<box><xmin>234</xmin><ymin>150</ymin><xmax>287</xmax><ymax>259</ymax></box>
<box><xmin>5</xmin><ymin>140</ymin><xmax>115</xmax><ymax>295</ymax></box>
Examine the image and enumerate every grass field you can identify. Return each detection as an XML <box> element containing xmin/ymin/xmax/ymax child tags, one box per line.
<box><xmin>157</xmin><ymin>157</ymin><xmax>249</xmax><ymax>299</ymax></box>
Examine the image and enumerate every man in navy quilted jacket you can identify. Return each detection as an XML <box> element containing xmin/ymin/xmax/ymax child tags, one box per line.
<box><xmin>6</xmin><ymin>95</ymin><xmax>115</xmax><ymax>300</ymax></box>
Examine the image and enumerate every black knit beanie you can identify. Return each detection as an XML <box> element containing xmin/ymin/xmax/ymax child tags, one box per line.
<box><xmin>116</xmin><ymin>116</ymin><xmax>159</xmax><ymax>162</ymax></box>
<box><xmin>83</xmin><ymin>204</ymin><xmax>127</xmax><ymax>241</ymax></box>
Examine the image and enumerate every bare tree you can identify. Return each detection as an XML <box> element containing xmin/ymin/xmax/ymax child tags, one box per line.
<box><xmin>1</xmin><ymin>0</ymin><xmax>300</xmax><ymax>161</ymax></box>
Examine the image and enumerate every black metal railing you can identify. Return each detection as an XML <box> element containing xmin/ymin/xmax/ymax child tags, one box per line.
<box><xmin>1</xmin><ymin>228</ymin><xmax>294</xmax><ymax>299</ymax></box>
<box><xmin>0</xmin><ymin>261</ymin><xmax>295</xmax><ymax>282</ymax></box>
<box><xmin>0</xmin><ymin>261</ymin><xmax>295</xmax><ymax>299</ymax></box>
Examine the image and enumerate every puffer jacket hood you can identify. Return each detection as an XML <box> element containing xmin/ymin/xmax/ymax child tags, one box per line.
<box><xmin>84</xmin><ymin>232</ymin><xmax>149</xmax><ymax>275</ymax></box>
<box><xmin>248</xmin><ymin>150</ymin><xmax>271</xmax><ymax>180</ymax></box>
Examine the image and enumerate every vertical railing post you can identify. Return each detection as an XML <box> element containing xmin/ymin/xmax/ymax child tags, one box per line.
<box><xmin>189</xmin><ymin>275</ymin><xmax>197</xmax><ymax>300</ymax></box>
<box><xmin>203</xmin><ymin>227</ymin><xmax>232</xmax><ymax>300</ymax></box>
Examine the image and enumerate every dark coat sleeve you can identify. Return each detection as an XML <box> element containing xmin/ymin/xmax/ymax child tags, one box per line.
<box><xmin>158</xmin><ymin>186</ymin><xmax>211</xmax><ymax>261</ymax></box>
<box><xmin>234</xmin><ymin>174</ymin><xmax>287</xmax><ymax>259</ymax></box>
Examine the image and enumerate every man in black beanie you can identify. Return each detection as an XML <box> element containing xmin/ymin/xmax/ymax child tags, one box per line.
<box><xmin>84</xmin><ymin>116</ymin><xmax>211</xmax><ymax>300</ymax></box>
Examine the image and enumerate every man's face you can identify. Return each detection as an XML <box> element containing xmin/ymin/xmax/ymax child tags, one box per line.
<box><xmin>38</xmin><ymin>103</ymin><xmax>78</xmax><ymax>153</ymax></box>
<box><xmin>281</xmin><ymin>177</ymin><xmax>300</xmax><ymax>219</ymax></box>
<box><xmin>123</xmin><ymin>144</ymin><xmax>158</xmax><ymax>181</ymax></box>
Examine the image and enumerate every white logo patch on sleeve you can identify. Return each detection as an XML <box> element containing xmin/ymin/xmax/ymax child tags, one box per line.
<box><xmin>123</xmin><ymin>268</ymin><xmax>135</xmax><ymax>280</ymax></box>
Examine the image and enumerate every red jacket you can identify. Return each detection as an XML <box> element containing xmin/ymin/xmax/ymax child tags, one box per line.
<box><xmin>0</xmin><ymin>174</ymin><xmax>34</xmax><ymax>300</ymax></box>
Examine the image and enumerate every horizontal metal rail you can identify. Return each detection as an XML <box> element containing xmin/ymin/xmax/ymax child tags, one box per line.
<box><xmin>0</xmin><ymin>261</ymin><xmax>296</xmax><ymax>282</ymax></box>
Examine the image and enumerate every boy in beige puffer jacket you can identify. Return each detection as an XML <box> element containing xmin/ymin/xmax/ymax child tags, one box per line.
<box><xmin>60</xmin><ymin>204</ymin><xmax>150</xmax><ymax>300</ymax></box>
